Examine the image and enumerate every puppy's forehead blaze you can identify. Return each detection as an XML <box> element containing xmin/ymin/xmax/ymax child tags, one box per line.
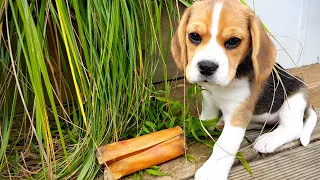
<box><xmin>187</xmin><ymin>1</ymin><xmax>250</xmax><ymax>44</ymax></box>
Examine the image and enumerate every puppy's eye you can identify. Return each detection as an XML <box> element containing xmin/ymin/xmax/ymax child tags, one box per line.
<box><xmin>189</xmin><ymin>33</ymin><xmax>202</xmax><ymax>45</ymax></box>
<box><xmin>224</xmin><ymin>37</ymin><xmax>241</xmax><ymax>49</ymax></box>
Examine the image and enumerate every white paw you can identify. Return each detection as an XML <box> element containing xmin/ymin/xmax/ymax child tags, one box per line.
<box><xmin>194</xmin><ymin>163</ymin><xmax>228</xmax><ymax>180</ymax></box>
<box><xmin>254</xmin><ymin>132</ymin><xmax>280</xmax><ymax>153</ymax></box>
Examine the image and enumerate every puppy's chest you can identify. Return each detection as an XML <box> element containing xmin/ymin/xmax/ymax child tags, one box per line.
<box><xmin>201</xmin><ymin>78</ymin><xmax>251</xmax><ymax>114</ymax></box>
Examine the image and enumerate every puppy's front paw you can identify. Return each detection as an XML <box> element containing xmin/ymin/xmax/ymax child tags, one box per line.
<box><xmin>194</xmin><ymin>164</ymin><xmax>213</xmax><ymax>180</ymax></box>
<box><xmin>194</xmin><ymin>163</ymin><xmax>228</xmax><ymax>180</ymax></box>
<box><xmin>254</xmin><ymin>132</ymin><xmax>280</xmax><ymax>153</ymax></box>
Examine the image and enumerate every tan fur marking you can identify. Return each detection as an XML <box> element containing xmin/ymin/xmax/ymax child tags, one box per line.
<box><xmin>249</xmin><ymin>16</ymin><xmax>277</xmax><ymax>84</ymax></box>
<box><xmin>217</xmin><ymin>0</ymin><xmax>276</xmax><ymax>84</ymax></box>
<box><xmin>187</xmin><ymin>22</ymin><xmax>208</xmax><ymax>36</ymax></box>
<box><xmin>171</xmin><ymin>8</ymin><xmax>191</xmax><ymax>71</ymax></box>
<box><xmin>217</xmin><ymin>1</ymin><xmax>252</xmax><ymax>81</ymax></box>
<box><xmin>230</xmin><ymin>83</ymin><xmax>264</xmax><ymax>128</ymax></box>
<box><xmin>171</xmin><ymin>0</ymin><xmax>214</xmax><ymax>71</ymax></box>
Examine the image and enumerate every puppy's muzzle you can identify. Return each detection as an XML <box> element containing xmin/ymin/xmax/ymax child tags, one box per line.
<box><xmin>198</xmin><ymin>60</ymin><xmax>219</xmax><ymax>76</ymax></box>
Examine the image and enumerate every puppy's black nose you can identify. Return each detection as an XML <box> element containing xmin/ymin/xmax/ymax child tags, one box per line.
<box><xmin>198</xmin><ymin>61</ymin><xmax>218</xmax><ymax>76</ymax></box>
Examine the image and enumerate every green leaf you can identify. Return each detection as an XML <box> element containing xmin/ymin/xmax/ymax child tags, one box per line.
<box><xmin>149</xmin><ymin>166</ymin><xmax>160</xmax><ymax>170</ymax></box>
<box><xmin>202</xmin><ymin>140</ymin><xmax>215</xmax><ymax>149</ymax></box>
<box><xmin>237</xmin><ymin>152</ymin><xmax>253</xmax><ymax>175</ymax></box>
<box><xmin>144</xmin><ymin>121</ymin><xmax>157</xmax><ymax>132</ymax></box>
<box><xmin>142</xmin><ymin>125</ymin><xmax>151</xmax><ymax>134</ymax></box>
<box><xmin>185</xmin><ymin>153</ymin><xmax>196</xmax><ymax>163</ymax></box>
<box><xmin>145</xmin><ymin>168</ymin><xmax>169</xmax><ymax>177</ymax></box>
<box><xmin>179</xmin><ymin>0</ymin><xmax>192</xmax><ymax>7</ymax></box>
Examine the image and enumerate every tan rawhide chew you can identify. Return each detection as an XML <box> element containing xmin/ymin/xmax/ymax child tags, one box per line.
<box><xmin>97</xmin><ymin>126</ymin><xmax>186</xmax><ymax>179</ymax></box>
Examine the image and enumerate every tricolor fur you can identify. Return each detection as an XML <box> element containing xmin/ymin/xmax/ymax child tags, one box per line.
<box><xmin>171</xmin><ymin>0</ymin><xmax>317</xmax><ymax>179</ymax></box>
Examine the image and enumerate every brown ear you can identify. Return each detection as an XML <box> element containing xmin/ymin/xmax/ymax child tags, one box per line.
<box><xmin>249</xmin><ymin>14</ymin><xmax>276</xmax><ymax>84</ymax></box>
<box><xmin>171</xmin><ymin>8</ymin><xmax>191</xmax><ymax>71</ymax></box>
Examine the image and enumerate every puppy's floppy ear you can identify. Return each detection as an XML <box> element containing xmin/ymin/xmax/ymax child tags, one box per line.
<box><xmin>171</xmin><ymin>8</ymin><xmax>191</xmax><ymax>71</ymax></box>
<box><xmin>249</xmin><ymin>14</ymin><xmax>276</xmax><ymax>84</ymax></box>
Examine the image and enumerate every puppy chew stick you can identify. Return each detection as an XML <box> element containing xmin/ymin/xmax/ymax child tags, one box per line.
<box><xmin>96</xmin><ymin>126</ymin><xmax>186</xmax><ymax>179</ymax></box>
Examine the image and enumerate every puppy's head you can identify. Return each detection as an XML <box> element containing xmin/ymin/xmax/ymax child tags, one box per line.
<box><xmin>171</xmin><ymin>0</ymin><xmax>276</xmax><ymax>86</ymax></box>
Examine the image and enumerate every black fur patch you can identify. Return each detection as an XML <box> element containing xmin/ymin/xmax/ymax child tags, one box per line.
<box><xmin>235</xmin><ymin>49</ymin><xmax>254</xmax><ymax>81</ymax></box>
<box><xmin>254</xmin><ymin>64</ymin><xmax>305</xmax><ymax>115</ymax></box>
<box><xmin>235</xmin><ymin>49</ymin><xmax>306</xmax><ymax>115</ymax></box>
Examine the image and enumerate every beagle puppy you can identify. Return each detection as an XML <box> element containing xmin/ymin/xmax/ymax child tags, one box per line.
<box><xmin>171</xmin><ymin>0</ymin><xmax>317</xmax><ymax>179</ymax></box>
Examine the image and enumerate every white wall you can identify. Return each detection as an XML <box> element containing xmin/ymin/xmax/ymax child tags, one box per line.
<box><xmin>245</xmin><ymin>0</ymin><xmax>320</xmax><ymax>68</ymax></box>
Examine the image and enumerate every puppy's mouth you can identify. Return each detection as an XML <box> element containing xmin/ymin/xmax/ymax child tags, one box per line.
<box><xmin>197</xmin><ymin>78</ymin><xmax>219</xmax><ymax>86</ymax></box>
<box><xmin>192</xmin><ymin>76</ymin><xmax>214</xmax><ymax>84</ymax></box>
<box><xmin>199</xmin><ymin>75</ymin><xmax>216</xmax><ymax>84</ymax></box>
<box><xmin>195</xmin><ymin>76</ymin><xmax>229</xmax><ymax>87</ymax></box>
<box><xmin>201</xmin><ymin>79</ymin><xmax>216</xmax><ymax>84</ymax></box>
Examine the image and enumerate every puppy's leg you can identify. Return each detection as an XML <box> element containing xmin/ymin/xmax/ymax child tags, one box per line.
<box><xmin>199</xmin><ymin>89</ymin><xmax>220</xmax><ymax>121</ymax></box>
<box><xmin>300</xmin><ymin>107</ymin><xmax>317</xmax><ymax>146</ymax></box>
<box><xmin>254</xmin><ymin>93</ymin><xmax>306</xmax><ymax>153</ymax></box>
<box><xmin>195</xmin><ymin>121</ymin><xmax>247</xmax><ymax>180</ymax></box>
<box><xmin>199</xmin><ymin>90</ymin><xmax>223</xmax><ymax>131</ymax></box>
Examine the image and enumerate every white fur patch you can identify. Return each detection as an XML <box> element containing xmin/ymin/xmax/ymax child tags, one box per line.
<box><xmin>187</xmin><ymin>2</ymin><xmax>230</xmax><ymax>86</ymax></box>
<box><xmin>195</xmin><ymin>121</ymin><xmax>246</xmax><ymax>180</ymax></box>
<box><xmin>200</xmin><ymin>78</ymin><xmax>250</xmax><ymax>117</ymax></box>
<box><xmin>254</xmin><ymin>93</ymin><xmax>307</xmax><ymax>153</ymax></box>
<box><xmin>199</xmin><ymin>90</ymin><xmax>220</xmax><ymax>120</ymax></box>
<box><xmin>196</xmin><ymin>78</ymin><xmax>250</xmax><ymax>180</ymax></box>
<box><xmin>251</xmin><ymin>111</ymin><xmax>279</xmax><ymax>125</ymax></box>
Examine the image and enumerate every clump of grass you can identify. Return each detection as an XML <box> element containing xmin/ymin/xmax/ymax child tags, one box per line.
<box><xmin>0</xmin><ymin>0</ymin><xmax>200</xmax><ymax>179</ymax></box>
<box><xmin>0</xmin><ymin>0</ymin><xmax>265</xmax><ymax>179</ymax></box>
